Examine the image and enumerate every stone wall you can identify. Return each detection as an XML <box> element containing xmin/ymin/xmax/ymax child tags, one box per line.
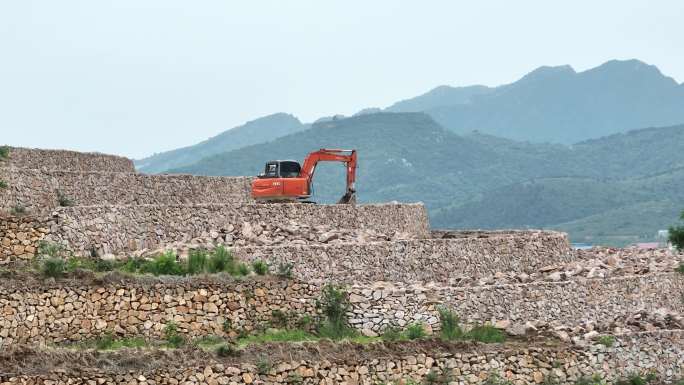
<box><xmin>0</xmin><ymin>273</ymin><xmax>680</xmax><ymax>347</ymax></box>
<box><xmin>0</xmin><ymin>168</ymin><xmax>252</xmax><ymax>213</ymax></box>
<box><xmin>0</xmin><ymin>146</ymin><xmax>134</xmax><ymax>173</ymax></box>
<box><xmin>44</xmin><ymin>203</ymin><xmax>430</xmax><ymax>256</ymax></box>
<box><xmin>0</xmin><ymin>216</ymin><xmax>49</xmax><ymax>262</ymax></box>
<box><xmin>233</xmin><ymin>231</ymin><xmax>571</xmax><ymax>284</ymax></box>
<box><xmin>0</xmin><ymin>331</ymin><xmax>682</xmax><ymax>384</ymax></box>
<box><xmin>346</xmin><ymin>273</ymin><xmax>684</xmax><ymax>334</ymax></box>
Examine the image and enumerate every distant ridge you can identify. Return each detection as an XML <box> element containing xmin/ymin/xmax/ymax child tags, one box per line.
<box><xmin>386</xmin><ymin>59</ymin><xmax>684</xmax><ymax>143</ymax></box>
<box><xmin>135</xmin><ymin>113</ymin><xmax>307</xmax><ymax>173</ymax></box>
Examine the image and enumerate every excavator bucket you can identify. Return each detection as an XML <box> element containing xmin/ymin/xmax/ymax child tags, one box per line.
<box><xmin>337</xmin><ymin>190</ymin><xmax>356</xmax><ymax>204</ymax></box>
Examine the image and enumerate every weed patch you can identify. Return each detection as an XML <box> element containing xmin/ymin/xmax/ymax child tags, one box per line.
<box><xmin>41</xmin><ymin>258</ymin><xmax>65</xmax><ymax>278</ymax></box>
<box><xmin>438</xmin><ymin>307</ymin><xmax>463</xmax><ymax>340</ymax></box>
<box><xmin>163</xmin><ymin>321</ymin><xmax>185</xmax><ymax>348</ymax></box>
<box><xmin>405</xmin><ymin>323</ymin><xmax>426</xmax><ymax>340</ymax></box>
<box><xmin>252</xmin><ymin>259</ymin><xmax>268</xmax><ymax>275</ymax></box>
<box><xmin>316</xmin><ymin>284</ymin><xmax>357</xmax><ymax>340</ymax></box>
<box><xmin>597</xmin><ymin>335</ymin><xmax>615</xmax><ymax>347</ymax></box>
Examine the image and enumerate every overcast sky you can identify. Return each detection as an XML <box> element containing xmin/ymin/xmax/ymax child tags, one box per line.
<box><xmin>1</xmin><ymin>1</ymin><xmax>683</xmax><ymax>158</ymax></box>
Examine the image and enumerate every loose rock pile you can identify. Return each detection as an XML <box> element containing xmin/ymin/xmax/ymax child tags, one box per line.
<box><xmin>139</xmin><ymin>221</ymin><xmax>408</xmax><ymax>257</ymax></box>
<box><xmin>462</xmin><ymin>247</ymin><xmax>682</xmax><ymax>287</ymax></box>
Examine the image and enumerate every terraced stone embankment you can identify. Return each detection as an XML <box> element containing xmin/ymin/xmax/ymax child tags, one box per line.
<box><xmin>0</xmin><ymin>331</ymin><xmax>682</xmax><ymax>384</ymax></box>
<box><xmin>0</xmin><ymin>268</ymin><xmax>680</xmax><ymax>347</ymax></box>
<box><xmin>232</xmin><ymin>231</ymin><xmax>571</xmax><ymax>284</ymax></box>
<box><xmin>0</xmin><ymin>168</ymin><xmax>252</xmax><ymax>213</ymax></box>
<box><xmin>0</xmin><ymin>146</ymin><xmax>134</xmax><ymax>173</ymax></box>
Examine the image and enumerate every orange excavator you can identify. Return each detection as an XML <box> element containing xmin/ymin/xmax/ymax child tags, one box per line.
<box><xmin>251</xmin><ymin>149</ymin><xmax>357</xmax><ymax>204</ymax></box>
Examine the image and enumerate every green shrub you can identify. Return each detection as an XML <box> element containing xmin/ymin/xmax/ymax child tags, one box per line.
<box><xmin>0</xmin><ymin>180</ymin><xmax>7</xmax><ymax>189</ymax></box>
<box><xmin>208</xmin><ymin>246</ymin><xmax>235</xmax><ymax>273</ymax></box>
<box><xmin>466</xmin><ymin>324</ymin><xmax>505</xmax><ymax>343</ymax></box>
<box><xmin>0</xmin><ymin>146</ymin><xmax>9</xmax><ymax>159</ymax></box>
<box><xmin>317</xmin><ymin>284</ymin><xmax>356</xmax><ymax>340</ymax></box>
<box><xmin>38</xmin><ymin>241</ymin><xmax>63</xmax><ymax>258</ymax></box>
<box><xmin>597</xmin><ymin>335</ymin><xmax>615</xmax><ymax>347</ymax></box>
<box><xmin>121</xmin><ymin>257</ymin><xmax>149</xmax><ymax>273</ymax></box>
<box><xmin>236</xmin><ymin>262</ymin><xmax>251</xmax><ymax>276</ymax></box>
<box><xmin>677</xmin><ymin>262</ymin><xmax>684</xmax><ymax>274</ymax></box>
<box><xmin>93</xmin><ymin>258</ymin><xmax>116</xmax><ymax>272</ymax></box>
<box><xmin>405</xmin><ymin>323</ymin><xmax>426</xmax><ymax>340</ymax></box>
<box><xmin>252</xmin><ymin>259</ymin><xmax>268</xmax><ymax>275</ymax></box>
<box><xmin>670</xmin><ymin>226</ymin><xmax>684</xmax><ymax>251</ymax></box>
<box><xmin>56</xmin><ymin>190</ymin><xmax>74</xmax><ymax>207</ymax></box>
<box><xmin>669</xmin><ymin>210</ymin><xmax>684</xmax><ymax>251</ymax></box>
<box><xmin>164</xmin><ymin>321</ymin><xmax>185</xmax><ymax>348</ymax></box>
<box><xmin>215</xmin><ymin>343</ymin><xmax>240</xmax><ymax>357</ymax></box>
<box><xmin>276</xmin><ymin>262</ymin><xmax>294</xmax><ymax>278</ymax></box>
<box><xmin>256</xmin><ymin>355</ymin><xmax>272</xmax><ymax>374</ymax></box>
<box><xmin>41</xmin><ymin>257</ymin><xmax>65</xmax><ymax>278</ymax></box>
<box><xmin>187</xmin><ymin>249</ymin><xmax>208</xmax><ymax>275</ymax></box>
<box><xmin>438</xmin><ymin>307</ymin><xmax>463</xmax><ymax>341</ymax></box>
<box><xmin>146</xmin><ymin>252</ymin><xmax>185</xmax><ymax>276</ymax></box>
<box><xmin>287</xmin><ymin>373</ymin><xmax>304</xmax><ymax>385</ymax></box>
<box><xmin>381</xmin><ymin>326</ymin><xmax>403</xmax><ymax>341</ymax></box>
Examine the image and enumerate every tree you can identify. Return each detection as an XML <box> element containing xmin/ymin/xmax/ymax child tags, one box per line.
<box><xmin>669</xmin><ymin>210</ymin><xmax>684</xmax><ymax>251</ymax></box>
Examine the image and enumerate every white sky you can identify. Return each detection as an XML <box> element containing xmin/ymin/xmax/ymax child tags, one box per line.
<box><xmin>1</xmin><ymin>0</ymin><xmax>682</xmax><ymax>158</ymax></box>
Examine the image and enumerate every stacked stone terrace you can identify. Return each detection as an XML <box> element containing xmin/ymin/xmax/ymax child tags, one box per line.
<box><xmin>0</xmin><ymin>146</ymin><xmax>682</xmax><ymax>384</ymax></box>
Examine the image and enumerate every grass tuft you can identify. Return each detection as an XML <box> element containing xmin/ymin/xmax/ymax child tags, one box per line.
<box><xmin>252</xmin><ymin>259</ymin><xmax>268</xmax><ymax>275</ymax></box>
<box><xmin>466</xmin><ymin>324</ymin><xmax>505</xmax><ymax>343</ymax></box>
<box><xmin>208</xmin><ymin>246</ymin><xmax>235</xmax><ymax>274</ymax></box>
<box><xmin>187</xmin><ymin>249</ymin><xmax>208</xmax><ymax>275</ymax></box>
<box><xmin>41</xmin><ymin>257</ymin><xmax>65</xmax><ymax>278</ymax></box>
<box><xmin>438</xmin><ymin>307</ymin><xmax>463</xmax><ymax>340</ymax></box>
<box><xmin>164</xmin><ymin>321</ymin><xmax>185</xmax><ymax>348</ymax></box>
<box><xmin>405</xmin><ymin>323</ymin><xmax>426</xmax><ymax>340</ymax></box>
<box><xmin>597</xmin><ymin>335</ymin><xmax>615</xmax><ymax>347</ymax></box>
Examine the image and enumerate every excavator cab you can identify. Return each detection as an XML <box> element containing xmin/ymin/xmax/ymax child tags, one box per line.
<box><xmin>258</xmin><ymin>161</ymin><xmax>301</xmax><ymax>179</ymax></box>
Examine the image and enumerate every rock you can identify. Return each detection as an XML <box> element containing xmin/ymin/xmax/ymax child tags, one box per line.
<box><xmin>495</xmin><ymin>320</ymin><xmax>511</xmax><ymax>330</ymax></box>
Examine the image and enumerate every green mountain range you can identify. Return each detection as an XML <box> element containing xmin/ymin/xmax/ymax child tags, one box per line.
<box><xmin>135</xmin><ymin>113</ymin><xmax>307</xmax><ymax>173</ymax></box>
<box><xmin>388</xmin><ymin>59</ymin><xmax>684</xmax><ymax>144</ymax></box>
<box><xmin>138</xmin><ymin>59</ymin><xmax>684</xmax><ymax>246</ymax></box>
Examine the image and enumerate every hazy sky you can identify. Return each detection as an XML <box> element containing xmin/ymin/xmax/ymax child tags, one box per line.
<box><xmin>1</xmin><ymin>1</ymin><xmax>683</xmax><ymax>158</ymax></box>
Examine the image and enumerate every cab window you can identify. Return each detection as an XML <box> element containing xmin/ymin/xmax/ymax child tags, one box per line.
<box><xmin>279</xmin><ymin>161</ymin><xmax>301</xmax><ymax>178</ymax></box>
<box><xmin>264</xmin><ymin>163</ymin><xmax>278</xmax><ymax>177</ymax></box>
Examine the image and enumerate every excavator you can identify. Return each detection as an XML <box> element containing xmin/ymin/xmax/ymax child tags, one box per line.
<box><xmin>251</xmin><ymin>149</ymin><xmax>357</xmax><ymax>204</ymax></box>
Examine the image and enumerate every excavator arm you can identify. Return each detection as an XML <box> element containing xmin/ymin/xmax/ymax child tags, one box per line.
<box><xmin>300</xmin><ymin>149</ymin><xmax>357</xmax><ymax>204</ymax></box>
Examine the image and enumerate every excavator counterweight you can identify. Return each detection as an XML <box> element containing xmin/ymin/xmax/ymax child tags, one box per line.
<box><xmin>251</xmin><ymin>149</ymin><xmax>357</xmax><ymax>204</ymax></box>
